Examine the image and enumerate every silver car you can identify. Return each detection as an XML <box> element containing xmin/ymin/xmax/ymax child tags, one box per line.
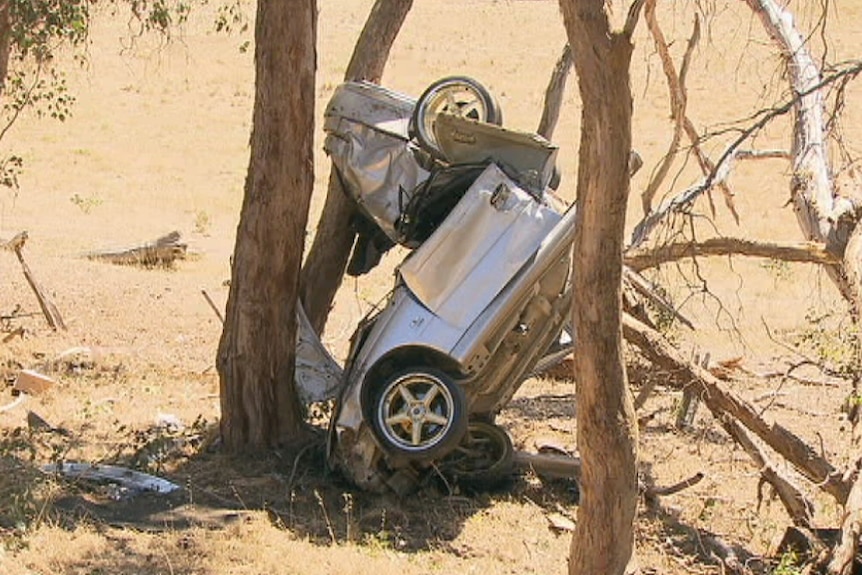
<box><xmin>314</xmin><ymin>79</ymin><xmax>576</xmax><ymax>493</ymax></box>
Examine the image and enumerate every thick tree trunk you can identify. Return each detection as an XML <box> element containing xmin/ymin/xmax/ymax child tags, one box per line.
<box><xmin>216</xmin><ymin>0</ymin><xmax>316</xmax><ymax>449</ymax></box>
<box><xmin>0</xmin><ymin>2</ymin><xmax>11</xmax><ymax>93</ymax></box>
<box><xmin>299</xmin><ymin>0</ymin><xmax>412</xmax><ymax>334</ymax></box>
<box><xmin>561</xmin><ymin>2</ymin><xmax>641</xmax><ymax>574</ymax></box>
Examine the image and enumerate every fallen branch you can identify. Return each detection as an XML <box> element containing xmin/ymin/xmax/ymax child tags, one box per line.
<box><xmin>3</xmin><ymin>231</ymin><xmax>66</xmax><ymax>330</ymax></box>
<box><xmin>513</xmin><ymin>450</ymin><xmax>581</xmax><ymax>479</ymax></box>
<box><xmin>86</xmin><ymin>231</ymin><xmax>187</xmax><ymax>268</ymax></box>
<box><xmin>624</xmin><ymin>237</ymin><xmax>840</xmax><ymax>271</ymax></box>
<box><xmin>201</xmin><ymin>289</ymin><xmax>225</xmax><ymax>324</ymax></box>
<box><xmin>720</xmin><ymin>416</ymin><xmax>815</xmax><ymax>527</ymax></box>
<box><xmin>622</xmin><ymin>312</ymin><xmax>851</xmax><ymax>503</ymax></box>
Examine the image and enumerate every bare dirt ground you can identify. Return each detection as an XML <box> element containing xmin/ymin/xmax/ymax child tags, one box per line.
<box><xmin>1</xmin><ymin>1</ymin><xmax>861</xmax><ymax>573</ymax></box>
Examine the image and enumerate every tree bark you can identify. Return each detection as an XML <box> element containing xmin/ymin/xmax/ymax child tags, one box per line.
<box><xmin>537</xmin><ymin>43</ymin><xmax>572</xmax><ymax>141</ymax></box>
<box><xmin>216</xmin><ymin>0</ymin><xmax>316</xmax><ymax>449</ymax></box>
<box><xmin>299</xmin><ymin>0</ymin><xmax>413</xmax><ymax>334</ymax></box>
<box><xmin>561</xmin><ymin>2</ymin><xmax>641</xmax><ymax>574</ymax></box>
<box><xmin>0</xmin><ymin>1</ymin><xmax>11</xmax><ymax>93</ymax></box>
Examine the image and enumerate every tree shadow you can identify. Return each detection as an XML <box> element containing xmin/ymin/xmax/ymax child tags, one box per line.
<box><xmin>0</xmin><ymin>417</ymin><xmax>580</xmax><ymax>565</ymax></box>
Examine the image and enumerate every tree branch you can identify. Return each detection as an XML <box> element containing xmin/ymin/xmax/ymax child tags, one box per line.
<box><xmin>624</xmin><ymin>237</ymin><xmax>840</xmax><ymax>271</ymax></box>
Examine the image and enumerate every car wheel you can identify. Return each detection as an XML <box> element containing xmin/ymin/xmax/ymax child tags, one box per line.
<box><xmin>440</xmin><ymin>421</ymin><xmax>514</xmax><ymax>487</ymax></box>
<box><xmin>370</xmin><ymin>367</ymin><xmax>467</xmax><ymax>461</ymax></box>
<box><xmin>410</xmin><ymin>76</ymin><xmax>502</xmax><ymax>159</ymax></box>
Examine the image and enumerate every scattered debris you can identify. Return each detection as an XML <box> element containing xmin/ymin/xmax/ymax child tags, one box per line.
<box><xmin>0</xmin><ymin>394</ymin><xmax>27</xmax><ymax>414</ymax></box>
<box><xmin>42</xmin><ymin>462</ymin><xmax>181</xmax><ymax>495</ymax></box>
<box><xmin>546</xmin><ymin>512</ymin><xmax>576</xmax><ymax>533</ymax></box>
<box><xmin>85</xmin><ymin>230</ymin><xmax>188</xmax><ymax>268</ymax></box>
<box><xmin>13</xmin><ymin>369</ymin><xmax>56</xmax><ymax>395</ymax></box>
<box><xmin>26</xmin><ymin>410</ymin><xmax>54</xmax><ymax>432</ymax></box>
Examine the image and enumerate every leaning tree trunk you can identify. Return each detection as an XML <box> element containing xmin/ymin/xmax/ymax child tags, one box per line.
<box><xmin>560</xmin><ymin>1</ymin><xmax>642</xmax><ymax>574</ymax></box>
<box><xmin>216</xmin><ymin>0</ymin><xmax>317</xmax><ymax>449</ymax></box>
<box><xmin>299</xmin><ymin>0</ymin><xmax>413</xmax><ymax>334</ymax></box>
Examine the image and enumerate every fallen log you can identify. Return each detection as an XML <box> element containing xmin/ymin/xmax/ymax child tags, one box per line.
<box><xmin>86</xmin><ymin>231</ymin><xmax>187</xmax><ymax>268</ymax></box>
<box><xmin>720</xmin><ymin>416</ymin><xmax>814</xmax><ymax>527</ymax></box>
<box><xmin>622</xmin><ymin>312</ymin><xmax>851</xmax><ymax>504</ymax></box>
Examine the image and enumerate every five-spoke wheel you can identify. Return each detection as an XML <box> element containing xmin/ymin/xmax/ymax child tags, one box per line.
<box><xmin>370</xmin><ymin>368</ymin><xmax>467</xmax><ymax>460</ymax></box>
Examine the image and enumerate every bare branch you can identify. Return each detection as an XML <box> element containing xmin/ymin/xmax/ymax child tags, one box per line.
<box><xmin>624</xmin><ymin>237</ymin><xmax>840</xmax><ymax>271</ymax></box>
<box><xmin>630</xmin><ymin>59</ymin><xmax>862</xmax><ymax>248</ymax></box>
<box><xmin>641</xmin><ymin>1</ymin><xmax>699</xmax><ymax>215</ymax></box>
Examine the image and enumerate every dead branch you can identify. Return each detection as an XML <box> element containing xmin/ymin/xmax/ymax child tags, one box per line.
<box><xmin>630</xmin><ymin>59</ymin><xmax>862</xmax><ymax>248</ymax></box>
<box><xmin>536</xmin><ymin>44</ymin><xmax>572</xmax><ymax>141</ymax></box>
<box><xmin>624</xmin><ymin>237</ymin><xmax>840</xmax><ymax>271</ymax></box>
<box><xmin>649</xmin><ymin>472</ymin><xmax>704</xmax><ymax>497</ymax></box>
<box><xmin>201</xmin><ymin>289</ymin><xmax>225</xmax><ymax>324</ymax></box>
<box><xmin>642</xmin><ymin>0</ymin><xmax>699</xmax><ymax>215</ymax></box>
<box><xmin>3</xmin><ymin>231</ymin><xmax>66</xmax><ymax>331</ymax></box>
<box><xmin>513</xmin><ymin>450</ymin><xmax>581</xmax><ymax>479</ymax></box>
<box><xmin>85</xmin><ymin>231</ymin><xmax>187</xmax><ymax>268</ymax></box>
<box><xmin>720</xmin><ymin>416</ymin><xmax>814</xmax><ymax>527</ymax></box>
<box><xmin>622</xmin><ymin>312</ymin><xmax>851</xmax><ymax>503</ymax></box>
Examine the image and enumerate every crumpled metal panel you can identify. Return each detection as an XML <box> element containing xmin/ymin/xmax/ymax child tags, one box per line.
<box><xmin>294</xmin><ymin>302</ymin><xmax>344</xmax><ymax>404</ymax></box>
<box><xmin>324</xmin><ymin>82</ymin><xmax>429</xmax><ymax>243</ymax></box>
<box><xmin>400</xmin><ymin>164</ymin><xmax>561</xmax><ymax>330</ymax></box>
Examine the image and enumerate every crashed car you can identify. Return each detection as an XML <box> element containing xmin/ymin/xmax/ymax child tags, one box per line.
<box><xmin>297</xmin><ymin>77</ymin><xmax>577</xmax><ymax>493</ymax></box>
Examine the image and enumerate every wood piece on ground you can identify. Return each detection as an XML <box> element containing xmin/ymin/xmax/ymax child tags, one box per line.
<box><xmin>86</xmin><ymin>231</ymin><xmax>188</xmax><ymax>267</ymax></box>
<box><xmin>13</xmin><ymin>369</ymin><xmax>56</xmax><ymax>395</ymax></box>
<box><xmin>623</xmin><ymin>312</ymin><xmax>851</xmax><ymax>504</ymax></box>
<box><xmin>201</xmin><ymin>289</ymin><xmax>225</xmax><ymax>323</ymax></box>
<box><xmin>649</xmin><ymin>472</ymin><xmax>704</xmax><ymax>497</ymax></box>
<box><xmin>513</xmin><ymin>450</ymin><xmax>581</xmax><ymax>479</ymax></box>
<box><xmin>6</xmin><ymin>231</ymin><xmax>66</xmax><ymax>330</ymax></box>
<box><xmin>546</xmin><ymin>512</ymin><xmax>576</xmax><ymax>532</ymax></box>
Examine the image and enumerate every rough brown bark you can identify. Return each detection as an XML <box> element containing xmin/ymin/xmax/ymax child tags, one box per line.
<box><xmin>216</xmin><ymin>0</ymin><xmax>316</xmax><ymax>449</ymax></box>
<box><xmin>561</xmin><ymin>2</ymin><xmax>641</xmax><ymax>574</ymax></box>
<box><xmin>299</xmin><ymin>0</ymin><xmax>412</xmax><ymax>334</ymax></box>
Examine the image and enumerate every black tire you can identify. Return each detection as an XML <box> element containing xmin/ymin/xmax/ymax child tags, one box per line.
<box><xmin>369</xmin><ymin>367</ymin><xmax>467</xmax><ymax>462</ymax></box>
<box><xmin>410</xmin><ymin>76</ymin><xmax>502</xmax><ymax>159</ymax></box>
<box><xmin>440</xmin><ymin>421</ymin><xmax>514</xmax><ymax>487</ymax></box>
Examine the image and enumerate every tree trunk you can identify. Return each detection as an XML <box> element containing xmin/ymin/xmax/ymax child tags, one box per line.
<box><xmin>561</xmin><ymin>1</ymin><xmax>641</xmax><ymax>574</ymax></box>
<box><xmin>0</xmin><ymin>1</ymin><xmax>11</xmax><ymax>93</ymax></box>
<box><xmin>216</xmin><ymin>0</ymin><xmax>316</xmax><ymax>449</ymax></box>
<box><xmin>299</xmin><ymin>0</ymin><xmax>413</xmax><ymax>334</ymax></box>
